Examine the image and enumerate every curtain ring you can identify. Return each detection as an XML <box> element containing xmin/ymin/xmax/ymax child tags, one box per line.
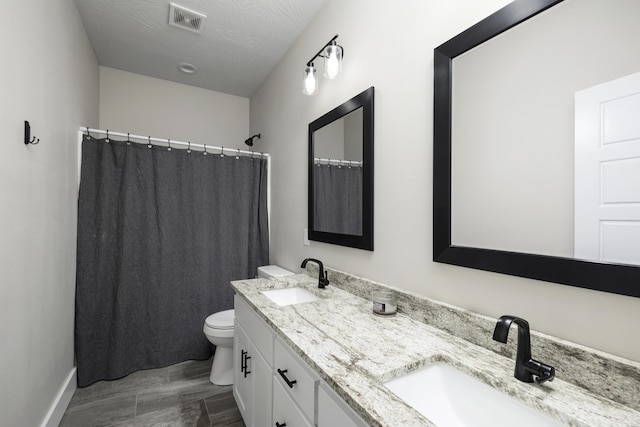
<box><xmin>148</xmin><ymin>136</ymin><xmax>152</xmax><ymax>148</ymax></box>
<box><xmin>203</xmin><ymin>144</ymin><xmax>208</xmax><ymax>155</ymax></box>
<box><xmin>220</xmin><ymin>146</ymin><xmax>225</xmax><ymax>157</ymax></box>
<box><xmin>236</xmin><ymin>148</ymin><xmax>240</xmax><ymax>159</ymax></box>
<box><xmin>187</xmin><ymin>141</ymin><xmax>191</xmax><ymax>154</ymax></box>
<box><xmin>106</xmin><ymin>130</ymin><xmax>110</xmax><ymax>143</ymax></box>
<box><xmin>167</xmin><ymin>139</ymin><xmax>172</xmax><ymax>151</ymax></box>
<box><xmin>127</xmin><ymin>132</ymin><xmax>131</xmax><ymax>145</ymax></box>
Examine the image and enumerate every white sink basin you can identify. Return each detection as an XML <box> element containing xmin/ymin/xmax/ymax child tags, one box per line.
<box><xmin>384</xmin><ymin>362</ymin><xmax>562</xmax><ymax>427</ymax></box>
<box><xmin>261</xmin><ymin>287</ymin><xmax>319</xmax><ymax>306</ymax></box>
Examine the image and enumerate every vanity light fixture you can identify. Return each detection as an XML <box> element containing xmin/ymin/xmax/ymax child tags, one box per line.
<box><xmin>323</xmin><ymin>40</ymin><xmax>342</xmax><ymax>79</ymax></box>
<box><xmin>303</xmin><ymin>63</ymin><xmax>318</xmax><ymax>95</ymax></box>
<box><xmin>303</xmin><ymin>34</ymin><xmax>343</xmax><ymax>95</ymax></box>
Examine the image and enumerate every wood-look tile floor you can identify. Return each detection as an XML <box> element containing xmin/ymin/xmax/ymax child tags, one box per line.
<box><xmin>60</xmin><ymin>358</ymin><xmax>245</xmax><ymax>427</ymax></box>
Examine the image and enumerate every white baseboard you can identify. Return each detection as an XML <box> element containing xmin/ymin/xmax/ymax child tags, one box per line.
<box><xmin>41</xmin><ymin>368</ymin><xmax>77</xmax><ymax>427</ymax></box>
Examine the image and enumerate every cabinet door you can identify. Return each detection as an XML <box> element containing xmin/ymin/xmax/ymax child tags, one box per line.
<box><xmin>317</xmin><ymin>382</ymin><xmax>367</xmax><ymax>427</ymax></box>
<box><xmin>235</xmin><ymin>295</ymin><xmax>274</xmax><ymax>365</ymax></box>
<box><xmin>252</xmin><ymin>348</ymin><xmax>272</xmax><ymax>427</ymax></box>
<box><xmin>233</xmin><ymin>322</ymin><xmax>254</xmax><ymax>426</ymax></box>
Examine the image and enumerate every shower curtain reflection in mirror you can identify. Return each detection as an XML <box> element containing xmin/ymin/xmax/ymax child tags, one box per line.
<box><xmin>313</xmin><ymin>163</ymin><xmax>363</xmax><ymax>235</ymax></box>
<box><xmin>75</xmin><ymin>134</ymin><xmax>269</xmax><ymax>387</ymax></box>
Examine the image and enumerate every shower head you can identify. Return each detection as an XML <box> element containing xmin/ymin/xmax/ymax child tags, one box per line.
<box><xmin>244</xmin><ymin>133</ymin><xmax>261</xmax><ymax>147</ymax></box>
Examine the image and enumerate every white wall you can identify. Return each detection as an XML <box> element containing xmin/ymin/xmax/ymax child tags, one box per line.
<box><xmin>100</xmin><ymin>67</ymin><xmax>249</xmax><ymax>149</ymax></box>
<box><xmin>0</xmin><ymin>0</ymin><xmax>99</xmax><ymax>426</ymax></box>
<box><xmin>250</xmin><ymin>0</ymin><xmax>640</xmax><ymax>362</ymax></box>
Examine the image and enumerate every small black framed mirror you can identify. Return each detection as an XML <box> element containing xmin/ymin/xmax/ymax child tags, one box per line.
<box><xmin>308</xmin><ymin>87</ymin><xmax>374</xmax><ymax>250</ymax></box>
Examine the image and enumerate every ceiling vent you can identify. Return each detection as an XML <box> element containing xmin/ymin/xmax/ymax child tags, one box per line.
<box><xmin>169</xmin><ymin>3</ymin><xmax>206</xmax><ymax>34</ymax></box>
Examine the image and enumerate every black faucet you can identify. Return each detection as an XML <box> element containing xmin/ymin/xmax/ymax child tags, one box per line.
<box><xmin>300</xmin><ymin>258</ymin><xmax>329</xmax><ymax>288</ymax></box>
<box><xmin>492</xmin><ymin>315</ymin><xmax>555</xmax><ymax>384</ymax></box>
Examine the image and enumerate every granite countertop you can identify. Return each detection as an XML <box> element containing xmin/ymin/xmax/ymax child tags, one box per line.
<box><xmin>231</xmin><ymin>274</ymin><xmax>640</xmax><ymax>427</ymax></box>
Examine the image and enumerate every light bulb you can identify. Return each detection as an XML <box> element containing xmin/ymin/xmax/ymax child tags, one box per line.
<box><xmin>323</xmin><ymin>44</ymin><xmax>342</xmax><ymax>79</ymax></box>
<box><xmin>303</xmin><ymin>64</ymin><xmax>318</xmax><ymax>95</ymax></box>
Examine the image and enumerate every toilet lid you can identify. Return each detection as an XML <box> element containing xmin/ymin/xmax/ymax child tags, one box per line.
<box><xmin>205</xmin><ymin>309</ymin><xmax>234</xmax><ymax>329</ymax></box>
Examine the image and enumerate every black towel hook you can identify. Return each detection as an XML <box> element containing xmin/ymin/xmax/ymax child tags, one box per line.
<box><xmin>24</xmin><ymin>121</ymin><xmax>40</xmax><ymax>145</ymax></box>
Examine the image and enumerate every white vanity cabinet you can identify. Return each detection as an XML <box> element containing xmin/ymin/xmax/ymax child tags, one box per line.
<box><xmin>234</xmin><ymin>295</ymin><xmax>367</xmax><ymax>427</ymax></box>
<box><xmin>234</xmin><ymin>296</ymin><xmax>274</xmax><ymax>427</ymax></box>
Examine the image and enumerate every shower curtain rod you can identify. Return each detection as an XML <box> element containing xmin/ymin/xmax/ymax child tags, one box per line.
<box><xmin>80</xmin><ymin>127</ymin><xmax>269</xmax><ymax>158</ymax></box>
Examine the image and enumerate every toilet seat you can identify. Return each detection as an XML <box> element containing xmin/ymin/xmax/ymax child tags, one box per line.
<box><xmin>205</xmin><ymin>309</ymin><xmax>234</xmax><ymax>330</ymax></box>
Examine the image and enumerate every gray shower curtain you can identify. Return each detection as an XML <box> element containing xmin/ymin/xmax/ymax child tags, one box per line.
<box><xmin>75</xmin><ymin>135</ymin><xmax>269</xmax><ymax>387</ymax></box>
<box><xmin>313</xmin><ymin>165</ymin><xmax>362</xmax><ymax>235</ymax></box>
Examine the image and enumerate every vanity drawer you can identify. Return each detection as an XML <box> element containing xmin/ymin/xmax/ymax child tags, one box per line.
<box><xmin>234</xmin><ymin>295</ymin><xmax>274</xmax><ymax>365</ymax></box>
<box><xmin>318</xmin><ymin>381</ymin><xmax>367</xmax><ymax>427</ymax></box>
<box><xmin>273</xmin><ymin>378</ymin><xmax>313</xmax><ymax>427</ymax></box>
<box><xmin>274</xmin><ymin>338</ymin><xmax>318</xmax><ymax>421</ymax></box>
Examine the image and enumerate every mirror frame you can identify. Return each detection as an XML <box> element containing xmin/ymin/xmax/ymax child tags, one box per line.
<box><xmin>308</xmin><ymin>86</ymin><xmax>374</xmax><ymax>250</ymax></box>
<box><xmin>433</xmin><ymin>0</ymin><xmax>640</xmax><ymax>298</ymax></box>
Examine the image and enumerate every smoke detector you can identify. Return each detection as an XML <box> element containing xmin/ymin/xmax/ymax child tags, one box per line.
<box><xmin>169</xmin><ymin>3</ymin><xmax>206</xmax><ymax>34</ymax></box>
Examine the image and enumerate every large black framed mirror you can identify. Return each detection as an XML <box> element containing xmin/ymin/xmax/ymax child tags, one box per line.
<box><xmin>433</xmin><ymin>0</ymin><xmax>640</xmax><ymax>298</ymax></box>
<box><xmin>308</xmin><ymin>87</ymin><xmax>374</xmax><ymax>250</ymax></box>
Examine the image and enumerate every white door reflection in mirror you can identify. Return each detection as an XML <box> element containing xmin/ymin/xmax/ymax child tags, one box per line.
<box><xmin>575</xmin><ymin>72</ymin><xmax>640</xmax><ymax>265</ymax></box>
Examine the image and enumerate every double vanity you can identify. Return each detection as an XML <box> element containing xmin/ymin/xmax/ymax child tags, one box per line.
<box><xmin>231</xmin><ymin>267</ymin><xmax>640</xmax><ymax>426</ymax></box>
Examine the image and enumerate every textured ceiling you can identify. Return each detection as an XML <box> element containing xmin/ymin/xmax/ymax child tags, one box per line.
<box><xmin>74</xmin><ymin>0</ymin><xmax>329</xmax><ymax>97</ymax></box>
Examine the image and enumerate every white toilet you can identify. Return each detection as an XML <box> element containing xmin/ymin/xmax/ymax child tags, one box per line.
<box><xmin>203</xmin><ymin>265</ymin><xmax>294</xmax><ymax>385</ymax></box>
<box><xmin>203</xmin><ymin>309</ymin><xmax>235</xmax><ymax>385</ymax></box>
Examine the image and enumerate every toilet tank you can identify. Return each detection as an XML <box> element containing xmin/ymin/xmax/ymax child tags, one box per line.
<box><xmin>257</xmin><ymin>265</ymin><xmax>294</xmax><ymax>279</ymax></box>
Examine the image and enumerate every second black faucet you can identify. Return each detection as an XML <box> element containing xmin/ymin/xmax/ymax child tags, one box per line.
<box><xmin>492</xmin><ymin>315</ymin><xmax>555</xmax><ymax>384</ymax></box>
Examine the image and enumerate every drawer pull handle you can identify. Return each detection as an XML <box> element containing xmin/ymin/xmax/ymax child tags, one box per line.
<box><xmin>275</xmin><ymin>423</ymin><xmax>287</xmax><ymax>427</ymax></box>
<box><xmin>277</xmin><ymin>368</ymin><xmax>297</xmax><ymax>388</ymax></box>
